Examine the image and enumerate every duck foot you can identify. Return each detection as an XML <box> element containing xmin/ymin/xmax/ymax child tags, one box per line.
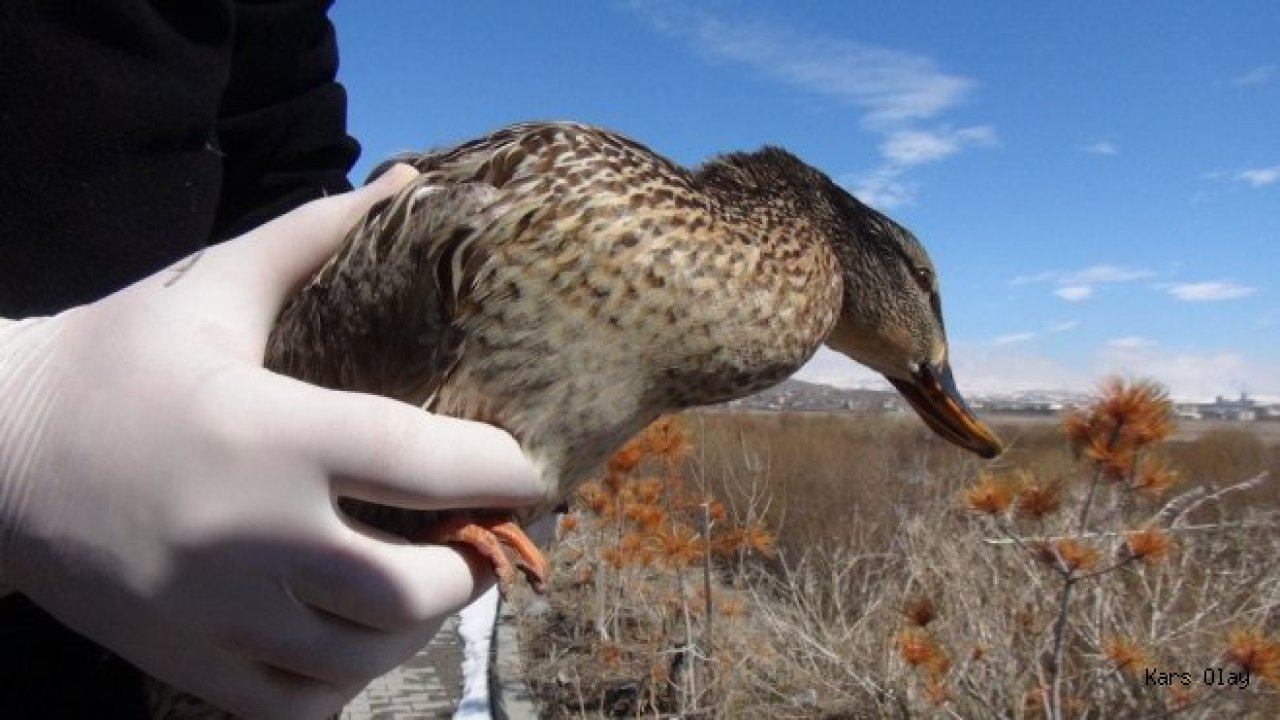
<box><xmin>420</xmin><ymin>512</ymin><xmax>548</xmax><ymax>596</ymax></box>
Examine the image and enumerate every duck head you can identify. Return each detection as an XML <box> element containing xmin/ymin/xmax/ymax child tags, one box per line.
<box><xmin>815</xmin><ymin>179</ymin><xmax>1003</xmax><ymax>459</ymax></box>
<box><xmin>702</xmin><ymin>146</ymin><xmax>1002</xmax><ymax>458</ymax></box>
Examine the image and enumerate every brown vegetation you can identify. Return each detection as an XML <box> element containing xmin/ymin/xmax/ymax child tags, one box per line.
<box><xmin>514</xmin><ymin>379</ymin><xmax>1279</xmax><ymax>718</ymax></box>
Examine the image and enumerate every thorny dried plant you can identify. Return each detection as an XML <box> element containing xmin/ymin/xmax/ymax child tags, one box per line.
<box><xmin>516</xmin><ymin>382</ymin><xmax>1278</xmax><ymax>718</ymax></box>
<box><xmin>919</xmin><ymin>376</ymin><xmax>1279</xmax><ymax>719</ymax></box>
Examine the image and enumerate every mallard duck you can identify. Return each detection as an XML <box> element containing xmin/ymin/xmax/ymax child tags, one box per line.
<box><xmin>265</xmin><ymin>120</ymin><xmax>1003</xmax><ymax>594</ymax></box>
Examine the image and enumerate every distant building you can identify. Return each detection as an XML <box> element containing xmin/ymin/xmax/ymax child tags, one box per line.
<box><xmin>1198</xmin><ymin>393</ymin><xmax>1258</xmax><ymax>422</ymax></box>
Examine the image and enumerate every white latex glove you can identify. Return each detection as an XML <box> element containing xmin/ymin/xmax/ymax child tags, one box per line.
<box><xmin>0</xmin><ymin>165</ymin><xmax>544</xmax><ymax>720</ymax></box>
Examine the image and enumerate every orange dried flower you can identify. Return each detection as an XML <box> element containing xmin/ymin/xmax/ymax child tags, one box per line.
<box><xmin>1033</xmin><ymin>538</ymin><xmax>1099</xmax><ymax>572</ymax></box>
<box><xmin>1098</xmin><ymin>377</ymin><xmax>1173</xmax><ymax>444</ymax></box>
<box><xmin>578</xmin><ymin>482</ymin><xmax>608</xmax><ymax>515</ymax></box>
<box><xmin>1125</xmin><ymin>528</ymin><xmax>1175</xmax><ymax>564</ymax></box>
<box><xmin>1133</xmin><ymin>459</ymin><xmax>1178</xmax><ymax>498</ymax></box>
<box><xmin>1062</xmin><ymin>407</ymin><xmax>1094</xmax><ymax>453</ymax></box>
<box><xmin>632</xmin><ymin>477</ymin><xmax>664</xmax><ymax>505</ymax></box>
<box><xmin>1017</xmin><ymin>479</ymin><xmax>1062</xmax><ymax>519</ymax></box>
<box><xmin>739</xmin><ymin>523</ymin><xmax>775</xmax><ymax>555</ymax></box>
<box><xmin>897</xmin><ymin>628</ymin><xmax>940</xmax><ymax>668</ymax></box>
<box><xmin>557</xmin><ymin>514</ymin><xmax>579</xmax><ymax>535</ymax></box>
<box><xmin>1223</xmin><ymin>627</ymin><xmax>1280</xmax><ymax>685</ymax></box>
<box><xmin>1055</xmin><ymin>538</ymin><xmax>1100</xmax><ymax>571</ymax></box>
<box><xmin>903</xmin><ymin>596</ymin><xmax>938</xmax><ymax>627</ymax></box>
<box><xmin>1064</xmin><ymin>377</ymin><xmax>1174</xmax><ymax>469</ymax></box>
<box><xmin>1103</xmin><ymin>636</ymin><xmax>1151</xmax><ymax>675</ymax></box>
<box><xmin>618</xmin><ymin>531</ymin><xmax>647</xmax><ymax>561</ymax></box>
<box><xmin>607</xmin><ymin>444</ymin><xmax>644</xmax><ymax>475</ymax></box>
<box><xmin>705</xmin><ymin>500</ymin><xmax>727</xmax><ymax>522</ymax></box>
<box><xmin>636</xmin><ymin>415</ymin><xmax>691</xmax><ymax>460</ymax></box>
<box><xmin>963</xmin><ymin>473</ymin><xmax>1014</xmax><ymax>515</ymax></box>
<box><xmin>653</xmin><ymin>524</ymin><xmax>703</xmax><ymax>567</ymax></box>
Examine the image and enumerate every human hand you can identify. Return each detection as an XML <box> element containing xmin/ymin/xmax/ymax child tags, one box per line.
<box><xmin>0</xmin><ymin>166</ymin><xmax>543</xmax><ymax>719</ymax></box>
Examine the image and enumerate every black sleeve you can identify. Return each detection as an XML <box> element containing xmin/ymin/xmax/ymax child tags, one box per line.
<box><xmin>211</xmin><ymin>0</ymin><xmax>360</xmax><ymax>241</ymax></box>
<box><xmin>0</xmin><ymin>0</ymin><xmax>359</xmax><ymax>317</ymax></box>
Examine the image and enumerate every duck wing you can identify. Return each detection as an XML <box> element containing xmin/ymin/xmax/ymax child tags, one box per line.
<box><xmin>265</xmin><ymin>179</ymin><xmax>499</xmax><ymax>407</ymax></box>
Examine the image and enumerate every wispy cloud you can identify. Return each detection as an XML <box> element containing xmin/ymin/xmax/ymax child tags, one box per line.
<box><xmin>1049</xmin><ymin>320</ymin><xmax>1080</xmax><ymax>332</ymax></box>
<box><xmin>625</xmin><ymin>2</ymin><xmax>993</xmax><ymax>209</ymax></box>
<box><xmin>1082</xmin><ymin>140</ymin><xmax>1118</xmax><ymax>156</ymax></box>
<box><xmin>846</xmin><ymin>168</ymin><xmax>916</xmax><ymax>210</ymax></box>
<box><xmin>1055</xmin><ymin>285</ymin><xmax>1093</xmax><ymax>302</ymax></box>
<box><xmin>1012</xmin><ymin>264</ymin><xmax>1152</xmax><ymax>286</ymax></box>
<box><xmin>1014</xmin><ymin>264</ymin><xmax>1153</xmax><ymax>302</ymax></box>
<box><xmin>849</xmin><ymin>125</ymin><xmax>997</xmax><ymax>207</ymax></box>
<box><xmin>1106</xmin><ymin>336</ymin><xmax>1156</xmax><ymax>349</ymax></box>
<box><xmin>881</xmin><ymin>126</ymin><xmax>998</xmax><ymax>166</ymax></box>
<box><xmin>1233</xmin><ymin>64</ymin><xmax>1275</xmax><ymax>86</ymax></box>
<box><xmin>1061</xmin><ymin>265</ymin><xmax>1153</xmax><ymax>284</ymax></box>
<box><xmin>1236</xmin><ymin>166</ymin><xmax>1280</xmax><ymax>187</ymax></box>
<box><xmin>994</xmin><ymin>332</ymin><xmax>1036</xmax><ymax>345</ymax></box>
<box><xmin>1165</xmin><ymin>281</ymin><xmax>1258</xmax><ymax>302</ymax></box>
<box><xmin>629</xmin><ymin>3</ymin><xmax>973</xmax><ymax>126</ymax></box>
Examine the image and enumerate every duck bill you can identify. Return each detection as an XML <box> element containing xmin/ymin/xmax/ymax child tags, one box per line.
<box><xmin>888</xmin><ymin>363</ymin><xmax>1004</xmax><ymax>459</ymax></box>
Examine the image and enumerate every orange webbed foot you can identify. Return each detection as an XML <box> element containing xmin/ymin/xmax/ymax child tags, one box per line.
<box><xmin>422</xmin><ymin>512</ymin><xmax>548</xmax><ymax>596</ymax></box>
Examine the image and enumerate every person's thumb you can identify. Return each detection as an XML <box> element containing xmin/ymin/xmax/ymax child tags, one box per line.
<box><xmin>245</xmin><ymin>163</ymin><xmax>422</xmax><ymax>291</ymax></box>
<box><xmin>176</xmin><ymin>164</ymin><xmax>422</xmax><ymax>330</ymax></box>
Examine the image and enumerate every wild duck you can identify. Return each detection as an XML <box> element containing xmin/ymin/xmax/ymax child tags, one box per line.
<box><xmin>265</xmin><ymin>120</ymin><xmax>1003</xmax><ymax>594</ymax></box>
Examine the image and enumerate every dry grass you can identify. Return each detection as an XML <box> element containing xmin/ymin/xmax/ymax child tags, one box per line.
<box><xmin>514</xmin><ymin>382</ymin><xmax>1280</xmax><ymax>718</ymax></box>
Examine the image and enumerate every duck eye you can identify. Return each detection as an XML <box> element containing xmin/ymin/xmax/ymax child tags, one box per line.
<box><xmin>913</xmin><ymin>266</ymin><xmax>934</xmax><ymax>292</ymax></box>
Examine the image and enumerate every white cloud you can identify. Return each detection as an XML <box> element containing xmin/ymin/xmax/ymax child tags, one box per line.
<box><xmin>1233</xmin><ymin>64</ymin><xmax>1275</xmax><ymax>86</ymax></box>
<box><xmin>881</xmin><ymin>126</ymin><xmax>998</xmax><ymax>166</ymax></box>
<box><xmin>994</xmin><ymin>332</ymin><xmax>1037</xmax><ymax>345</ymax></box>
<box><xmin>626</xmin><ymin>3</ymin><xmax>994</xmax><ymax>210</ymax></box>
<box><xmin>1106</xmin><ymin>336</ymin><xmax>1156</xmax><ymax>349</ymax></box>
<box><xmin>631</xmin><ymin>4</ymin><xmax>974</xmax><ymax>127</ymax></box>
<box><xmin>1166</xmin><ymin>281</ymin><xmax>1258</xmax><ymax>302</ymax></box>
<box><xmin>1015</xmin><ymin>264</ymin><xmax>1152</xmax><ymax>302</ymax></box>
<box><xmin>1055</xmin><ymin>285</ymin><xmax>1093</xmax><ymax>302</ymax></box>
<box><xmin>1010</xmin><ymin>270</ymin><xmax>1057</xmax><ymax>285</ymax></box>
<box><xmin>1236</xmin><ymin>166</ymin><xmax>1280</xmax><ymax>187</ymax></box>
<box><xmin>1061</xmin><ymin>265</ymin><xmax>1152</xmax><ymax>284</ymax></box>
<box><xmin>1083</xmin><ymin>140</ymin><xmax>1118</xmax><ymax>156</ymax></box>
<box><xmin>1015</xmin><ymin>264</ymin><xmax>1152</xmax><ymax>288</ymax></box>
<box><xmin>845</xmin><ymin>167</ymin><xmax>917</xmax><ymax>209</ymax></box>
<box><xmin>1094</xmin><ymin>344</ymin><xmax>1277</xmax><ymax>401</ymax></box>
<box><xmin>1049</xmin><ymin>320</ymin><xmax>1080</xmax><ymax>332</ymax></box>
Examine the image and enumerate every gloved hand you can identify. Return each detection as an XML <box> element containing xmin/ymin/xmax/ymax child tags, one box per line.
<box><xmin>0</xmin><ymin>165</ymin><xmax>544</xmax><ymax>720</ymax></box>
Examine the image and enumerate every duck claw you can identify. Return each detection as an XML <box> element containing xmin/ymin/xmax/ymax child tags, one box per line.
<box><xmin>422</xmin><ymin>513</ymin><xmax>548</xmax><ymax>596</ymax></box>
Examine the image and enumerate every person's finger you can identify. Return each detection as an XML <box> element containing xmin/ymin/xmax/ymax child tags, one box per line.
<box><xmin>270</xmin><ymin>381</ymin><xmax>546</xmax><ymax>509</ymax></box>
<box><xmin>235</xmin><ymin>163</ymin><xmax>420</xmax><ymax>289</ymax></box>
<box><xmin>134</xmin><ymin>639</ymin><xmax>355</xmax><ymax>720</ymax></box>
<box><xmin>158</xmin><ymin>164</ymin><xmax>418</xmax><ymax>323</ymax></box>
<box><xmin>224</xmin><ymin>596</ymin><xmax>446</xmax><ymax>685</ymax></box>
<box><xmin>288</xmin><ymin>538</ymin><xmax>487</xmax><ymax>634</ymax></box>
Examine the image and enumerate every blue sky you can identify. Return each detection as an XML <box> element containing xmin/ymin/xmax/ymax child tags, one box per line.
<box><xmin>330</xmin><ymin>2</ymin><xmax>1279</xmax><ymax>401</ymax></box>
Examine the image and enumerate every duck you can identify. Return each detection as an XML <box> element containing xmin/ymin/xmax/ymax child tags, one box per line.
<box><xmin>264</xmin><ymin>120</ymin><xmax>1004</xmax><ymax>594</ymax></box>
